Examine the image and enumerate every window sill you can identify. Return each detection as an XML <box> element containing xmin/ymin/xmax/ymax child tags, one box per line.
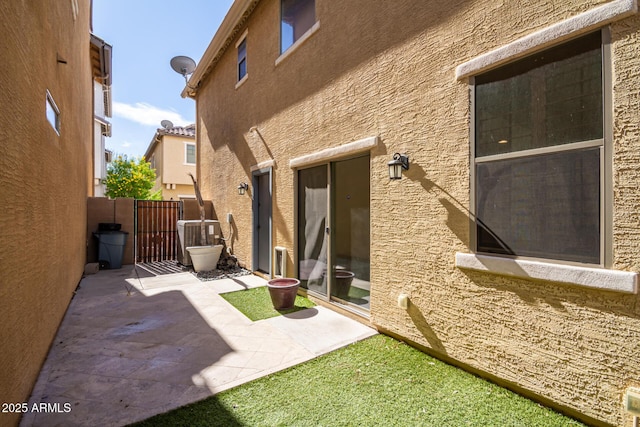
<box><xmin>455</xmin><ymin>0</ymin><xmax>637</xmax><ymax>79</ymax></box>
<box><xmin>455</xmin><ymin>252</ymin><xmax>638</xmax><ymax>294</ymax></box>
<box><xmin>235</xmin><ymin>74</ymin><xmax>248</xmax><ymax>90</ymax></box>
<box><xmin>275</xmin><ymin>21</ymin><xmax>320</xmax><ymax>67</ymax></box>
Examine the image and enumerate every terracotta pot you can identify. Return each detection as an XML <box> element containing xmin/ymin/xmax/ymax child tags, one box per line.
<box><xmin>266</xmin><ymin>278</ymin><xmax>301</xmax><ymax>310</ymax></box>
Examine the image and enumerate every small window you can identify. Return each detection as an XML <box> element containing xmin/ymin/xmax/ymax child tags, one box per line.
<box><xmin>46</xmin><ymin>90</ymin><xmax>60</xmax><ymax>134</ymax></box>
<box><xmin>237</xmin><ymin>38</ymin><xmax>247</xmax><ymax>82</ymax></box>
<box><xmin>472</xmin><ymin>31</ymin><xmax>607</xmax><ymax>265</ymax></box>
<box><xmin>281</xmin><ymin>0</ymin><xmax>315</xmax><ymax>53</ymax></box>
<box><xmin>185</xmin><ymin>143</ymin><xmax>196</xmax><ymax>165</ymax></box>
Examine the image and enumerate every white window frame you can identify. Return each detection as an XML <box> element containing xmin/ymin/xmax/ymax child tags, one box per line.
<box><xmin>184</xmin><ymin>142</ymin><xmax>196</xmax><ymax>165</ymax></box>
<box><xmin>46</xmin><ymin>90</ymin><xmax>60</xmax><ymax>135</ymax></box>
<box><xmin>236</xmin><ymin>29</ymin><xmax>248</xmax><ymax>88</ymax></box>
<box><xmin>277</xmin><ymin>0</ymin><xmax>319</xmax><ymax>65</ymax></box>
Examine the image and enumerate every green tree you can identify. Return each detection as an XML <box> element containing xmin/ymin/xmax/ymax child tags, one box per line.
<box><xmin>105</xmin><ymin>155</ymin><xmax>161</xmax><ymax>200</ymax></box>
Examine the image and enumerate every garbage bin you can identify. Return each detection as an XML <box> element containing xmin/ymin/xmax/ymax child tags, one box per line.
<box><xmin>93</xmin><ymin>226</ymin><xmax>129</xmax><ymax>269</ymax></box>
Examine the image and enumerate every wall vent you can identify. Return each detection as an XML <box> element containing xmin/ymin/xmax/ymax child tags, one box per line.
<box><xmin>274</xmin><ymin>246</ymin><xmax>287</xmax><ymax>278</ymax></box>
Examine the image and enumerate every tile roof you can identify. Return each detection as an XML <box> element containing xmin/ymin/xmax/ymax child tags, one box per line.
<box><xmin>157</xmin><ymin>123</ymin><xmax>196</xmax><ymax>137</ymax></box>
<box><xmin>143</xmin><ymin>124</ymin><xmax>196</xmax><ymax>160</ymax></box>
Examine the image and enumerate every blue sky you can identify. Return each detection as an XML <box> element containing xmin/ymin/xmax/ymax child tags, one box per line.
<box><xmin>92</xmin><ymin>0</ymin><xmax>235</xmax><ymax>158</ymax></box>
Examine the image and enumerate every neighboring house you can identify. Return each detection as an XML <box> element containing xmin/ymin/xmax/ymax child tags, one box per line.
<box><xmin>185</xmin><ymin>0</ymin><xmax>640</xmax><ymax>425</ymax></box>
<box><xmin>0</xmin><ymin>1</ymin><xmax>107</xmax><ymax>425</ymax></box>
<box><xmin>144</xmin><ymin>124</ymin><xmax>196</xmax><ymax>200</ymax></box>
<box><xmin>90</xmin><ymin>34</ymin><xmax>113</xmax><ymax>197</ymax></box>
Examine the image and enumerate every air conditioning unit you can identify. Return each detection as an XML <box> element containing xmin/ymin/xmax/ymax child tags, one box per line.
<box><xmin>177</xmin><ymin>220</ymin><xmax>221</xmax><ymax>266</ymax></box>
<box><xmin>274</xmin><ymin>246</ymin><xmax>287</xmax><ymax>278</ymax></box>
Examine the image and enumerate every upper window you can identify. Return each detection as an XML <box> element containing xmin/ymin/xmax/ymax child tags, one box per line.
<box><xmin>237</xmin><ymin>37</ymin><xmax>247</xmax><ymax>82</ymax></box>
<box><xmin>281</xmin><ymin>0</ymin><xmax>315</xmax><ymax>53</ymax></box>
<box><xmin>185</xmin><ymin>143</ymin><xmax>196</xmax><ymax>165</ymax></box>
<box><xmin>472</xmin><ymin>31</ymin><xmax>607</xmax><ymax>265</ymax></box>
<box><xmin>46</xmin><ymin>90</ymin><xmax>60</xmax><ymax>134</ymax></box>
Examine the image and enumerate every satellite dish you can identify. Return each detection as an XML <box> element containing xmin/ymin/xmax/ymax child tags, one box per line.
<box><xmin>170</xmin><ymin>56</ymin><xmax>196</xmax><ymax>83</ymax></box>
<box><xmin>161</xmin><ymin>120</ymin><xmax>174</xmax><ymax>130</ymax></box>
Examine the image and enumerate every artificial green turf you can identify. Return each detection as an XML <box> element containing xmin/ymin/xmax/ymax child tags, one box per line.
<box><xmin>132</xmin><ymin>335</ymin><xmax>585</xmax><ymax>427</ymax></box>
<box><xmin>220</xmin><ymin>286</ymin><xmax>316</xmax><ymax>321</ymax></box>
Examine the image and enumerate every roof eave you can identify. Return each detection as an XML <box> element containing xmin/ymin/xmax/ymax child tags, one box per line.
<box><xmin>181</xmin><ymin>0</ymin><xmax>259</xmax><ymax>99</ymax></box>
<box><xmin>143</xmin><ymin>132</ymin><xmax>161</xmax><ymax>161</ymax></box>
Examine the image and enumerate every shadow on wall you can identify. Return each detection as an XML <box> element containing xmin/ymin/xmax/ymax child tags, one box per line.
<box><xmin>28</xmin><ymin>268</ymin><xmax>242</xmax><ymax>426</ymax></box>
<box><xmin>404</xmin><ymin>161</ymin><xmax>640</xmax><ymax>320</ymax></box>
<box><xmin>459</xmin><ymin>267</ymin><xmax>640</xmax><ymax>320</ymax></box>
<box><xmin>404</xmin><ymin>162</ymin><xmax>469</xmax><ymax>250</ymax></box>
<box><xmin>407</xmin><ymin>302</ymin><xmax>447</xmax><ymax>354</ymax></box>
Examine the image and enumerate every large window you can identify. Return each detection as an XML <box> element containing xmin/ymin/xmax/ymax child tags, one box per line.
<box><xmin>281</xmin><ymin>0</ymin><xmax>315</xmax><ymax>53</ymax></box>
<box><xmin>472</xmin><ymin>30</ymin><xmax>607</xmax><ymax>265</ymax></box>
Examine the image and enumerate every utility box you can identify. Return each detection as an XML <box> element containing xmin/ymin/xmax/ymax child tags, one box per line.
<box><xmin>177</xmin><ymin>220</ymin><xmax>221</xmax><ymax>266</ymax></box>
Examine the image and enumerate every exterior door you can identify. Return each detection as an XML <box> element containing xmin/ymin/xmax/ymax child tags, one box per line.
<box><xmin>253</xmin><ymin>170</ymin><xmax>272</xmax><ymax>274</ymax></box>
<box><xmin>331</xmin><ymin>156</ymin><xmax>370</xmax><ymax>309</ymax></box>
<box><xmin>297</xmin><ymin>155</ymin><xmax>370</xmax><ymax>311</ymax></box>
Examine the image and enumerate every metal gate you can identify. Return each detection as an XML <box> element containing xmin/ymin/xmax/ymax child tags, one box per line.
<box><xmin>135</xmin><ymin>200</ymin><xmax>183</xmax><ymax>263</ymax></box>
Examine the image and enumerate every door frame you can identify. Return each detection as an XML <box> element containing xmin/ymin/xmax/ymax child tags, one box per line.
<box><xmin>294</xmin><ymin>154</ymin><xmax>370</xmax><ymax>312</ymax></box>
<box><xmin>252</xmin><ymin>167</ymin><xmax>272</xmax><ymax>276</ymax></box>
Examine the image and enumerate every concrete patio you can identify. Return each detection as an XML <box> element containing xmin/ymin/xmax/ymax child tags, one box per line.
<box><xmin>20</xmin><ymin>267</ymin><xmax>376</xmax><ymax>427</ymax></box>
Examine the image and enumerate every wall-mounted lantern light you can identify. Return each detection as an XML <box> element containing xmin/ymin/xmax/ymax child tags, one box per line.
<box><xmin>388</xmin><ymin>153</ymin><xmax>409</xmax><ymax>180</ymax></box>
<box><xmin>237</xmin><ymin>182</ymin><xmax>249</xmax><ymax>195</ymax></box>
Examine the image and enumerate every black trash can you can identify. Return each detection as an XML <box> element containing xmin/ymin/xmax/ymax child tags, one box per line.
<box><xmin>93</xmin><ymin>229</ymin><xmax>129</xmax><ymax>269</ymax></box>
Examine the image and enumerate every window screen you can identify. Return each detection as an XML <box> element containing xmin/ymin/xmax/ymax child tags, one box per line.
<box><xmin>473</xmin><ymin>31</ymin><xmax>604</xmax><ymax>264</ymax></box>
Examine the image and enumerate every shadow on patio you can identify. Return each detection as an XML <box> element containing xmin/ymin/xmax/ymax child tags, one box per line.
<box><xmin>20</xmin><ymin>266</ymin><xmax>375</xmax><ymax>426</ymax></box>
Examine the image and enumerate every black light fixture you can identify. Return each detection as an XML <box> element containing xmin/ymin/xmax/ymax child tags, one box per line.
<box><xmin>237</xmin><ymin>182</ymin><xmax>249</xmax><ymax>195</ymax></box>
<box><xmin>388</xmin><ymin>153</ymin><xmax>409</xmax><ymax>180</ymax></box>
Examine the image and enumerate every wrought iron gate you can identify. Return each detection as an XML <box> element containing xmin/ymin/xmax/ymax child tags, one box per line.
<box><xmin>135</xmin><ymin>200</ymin><xmax>183</xmax><ymax>263</ymax></box>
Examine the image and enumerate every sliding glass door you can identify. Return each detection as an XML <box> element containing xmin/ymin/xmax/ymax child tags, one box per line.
<box><xmin>297</xmin><ymin>155</ymin><xmax>370</xmax><ymax>311</ymax></box>
<box><xmin>331</xmin><ymin>156</ymin><xmax>370</xmax><ymax>309</ymax></box>
<box><xmin>297</xmin><ymin>165</ymin><xmax>328</xmax><ymax>295</ymax></box>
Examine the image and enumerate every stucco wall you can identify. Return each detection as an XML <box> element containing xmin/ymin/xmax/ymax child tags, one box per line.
<box><xmin>148</xmin><ymin>134</ymin><xmax>196</xmax><ymax>199</ymax></box>
<box><xmin>194</xmin><ymin>0</ymin><xmax>640</xmax><ymax>425</ymax></box>
<box><xmin>0</xmin><ymin>1</ymin><xmax>93</xmax><ymax>425</ymax></box>
<box><xmin>86</xmin><ymin>198</ymin><xmax>135</xmax><ymax>266</ymax></box>
<box><xmin>162</xmin><ymin>134</ymin><xmax>196</xmax><ymax>186</ymax></box>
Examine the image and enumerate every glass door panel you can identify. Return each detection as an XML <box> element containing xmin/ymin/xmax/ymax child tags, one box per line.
<box><xmin>297</xmin><ymin>165</ymin><xmax>328</xmax><ymax>295</ymax></box>
<box><xmin>331</xmin><ymin>156</ymin><xmax>370</xmax><ymax>310</ymax></box>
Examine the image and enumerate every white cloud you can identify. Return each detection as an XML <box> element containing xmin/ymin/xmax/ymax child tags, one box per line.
<box><xmin>122</xmin><ymin>141</ymin><xmax>131</xmax><ymax>148</ymax></box>
<box><xmin>113</xmin><ymin>102</ymin><xmax>191</xmax><ymax>127</ymax></box>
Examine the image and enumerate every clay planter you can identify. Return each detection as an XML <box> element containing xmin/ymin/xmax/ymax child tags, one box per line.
<box><xmin>334</xmin><ymin>270</ymin><xmax>355</xmax><ymax>299</ymax></box>
<box><xmin>266</xmin><ymin>278</ymin><xmax>300</xmax><ymax>310</ymax></box>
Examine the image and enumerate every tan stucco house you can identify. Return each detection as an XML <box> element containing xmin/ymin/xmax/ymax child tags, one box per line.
<box><xmin>0</xmin><ymin>2</ymin><xmax>110</xmax><ymax>425</ymax></box>
<box><xmin>185</xmin><ymin>0</ymin><xmax>640</xmax><ymax>425</ymax></box>
<box><xmin>144</xmin><ymin>124</ymin><xmax>196</xmax><ymax>200</ymax></box>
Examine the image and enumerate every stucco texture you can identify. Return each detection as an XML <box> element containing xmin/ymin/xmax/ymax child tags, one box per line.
<box><xmin>194</xmin><ymin>0</ymin><xmax>640</xmax><ymax>425</ymax></box>
<box><xmin>148</xmin><ymin>134</ymin><xmax>196</xmax><ymax>199</ymax></box>
<box><xmin>0</xmin><ymin>1</ymin><xmax>92</xmax><ymax>425</ymax></box>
